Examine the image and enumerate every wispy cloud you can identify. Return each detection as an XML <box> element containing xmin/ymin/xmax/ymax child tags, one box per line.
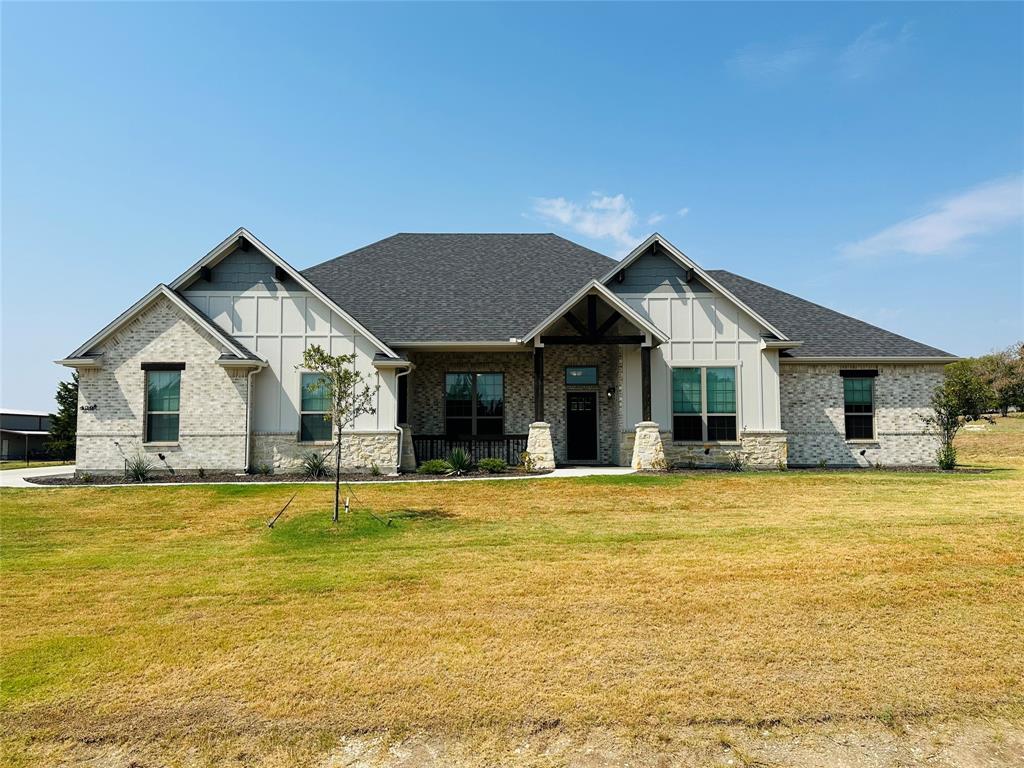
<box><xmin>532</xmin><ymin>193</ymin><xmax>639</xmax><ymax>249</ymax></box>
<box><xmin>647</xmin><ymin>212</ymin><xmax>666</xmax><ymax>225</ymax></box>
<box><xmin>677</xmin><ymin>207</ymin><xmax>690</xmax><ymax>218</ymax></box>
<box><xmin>838</xmin><ymin>22</ymin><xmax>913</xmax><ymax>80</ymax></box>
<box><xmin>841</xmin><ymin>176</ymin><xmax>1024</xmax><ymax>260</ymax></box>
<box><xmin>727</xmin><ymin>42</ymin><xmax>819</xmax><ymax>83</ymax></box>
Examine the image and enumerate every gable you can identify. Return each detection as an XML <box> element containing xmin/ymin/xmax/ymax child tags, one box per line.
<box><xmin>612</xmin><ymin>250</ymin><xmax>712</xmax><ymax>296</ymax></box>
<box><xmin>180</xmin><ymin>246</ymin><xmax>303</xmax><ymax>293</ymax></box>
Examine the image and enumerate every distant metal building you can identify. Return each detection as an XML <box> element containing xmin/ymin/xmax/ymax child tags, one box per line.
<box><xmin>1</xmin><ymin>409</ymin><xmax>53</xmax><ymax>461</ymax></box>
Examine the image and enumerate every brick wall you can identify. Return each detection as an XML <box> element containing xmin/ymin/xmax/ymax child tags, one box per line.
<box><xmin>780</xmin><ymin>363</ymin><xmax>944</xmax><ymax>466</ymax></box>
<box><xmin>76</xmin><ymin>296</ymin><xmax>249</xmax><ymax>474</ymax></box>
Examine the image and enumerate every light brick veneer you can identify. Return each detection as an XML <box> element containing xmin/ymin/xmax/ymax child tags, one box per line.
<box><xmin>76</xmin><ymin>296</ymin><xmax>250</xmax><ymax>474</ymax></box>
<box><xmin>780</xmin><ymin>363</ymin><xmax>944</xmax><ymax>467</ymax></box>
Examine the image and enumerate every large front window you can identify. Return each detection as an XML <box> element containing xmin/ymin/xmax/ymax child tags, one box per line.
<box><xmin>300</xmin><ymin>372</ymin><xmax>333</xmax><ymax>442</ymax></box>
<box><xmin>445</xmin><ymin>372</ymin><xmax>504</xmax><ymax>436</ymax></box>
<box><xmin>145</xmin><ymin>370</ymin><xmax>180</xmax><ymax>443</ymax></box>
<box><xmin>671</xmin><ymin>366</ymin><xmax>737</xmax><ymax>442</ymax></box>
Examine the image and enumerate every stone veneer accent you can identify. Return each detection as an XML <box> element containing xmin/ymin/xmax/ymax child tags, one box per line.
<box><xmin>76</xmin><ymin>296</ymin><xmax>250</xmax><ymax>475</ymax></box>
<box><xmin>398</xmin><ymin>424</ymin><xmax>417</xmax><ymax>472</ymax></box>
<box><xmin>780</xmin><ymin>363</ymin><xmax>944</xmax><ymax>466</ymax></box>
<box><xmin>621</xmin><ymin>429</ymin><xmax>788</xmax><ymax>469</ymax></box>
<box><xmin>251</xmin><ymin>431</ymin><xmax>399</xmax><ymax>474</ymax></box>
<box><xmin>630</xmin><ymin>422</ymin><xmax>666</xmax><ymax>470</ymax></box>
<box><xmin>525</xmin><ymin>422</ymin><xmax>556</xmax><ymax>469</ymax></box>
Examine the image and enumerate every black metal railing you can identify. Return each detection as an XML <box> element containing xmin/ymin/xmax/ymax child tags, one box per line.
<box><xmin>412</xmin><ymin>434</ymin><xmax>529</xmax><ymax>466</ymax></box>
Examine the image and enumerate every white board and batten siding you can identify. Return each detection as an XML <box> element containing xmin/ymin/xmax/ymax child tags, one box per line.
<box><xmin>184</xmin><ymin>285</ymin><xmax>397</xmax><ymax>434</ymax></box>
<box><xmin>611</xmin><ymin>251</ymin><xmax>782</xmax><ymax>434</ymax></box>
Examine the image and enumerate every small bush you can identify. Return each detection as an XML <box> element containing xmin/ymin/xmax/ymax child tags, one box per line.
<box><xmin>197</xmin><ymin>467</ymin><xmax>206</xmax><ymax>479</ymax></box>
<box><xmin>79</xmin><ymin>472</ymin><xmax>93</xmax><ymax>484</ymax></box>
<box><xmin>254</xmin><ymin>462</ymin><xmax>273</xmax><ymax>476</ymax></box>
<box><xmin>727</xmin><ymin>453</ymin><xmax>744</xmax><ymax>471</ymax></box>
<box><xmin>817</xmin><ymin>458</ymin><xmax>828</xmax><ymax>469</ymax></box>
<box><xmin>417</xmin><ymin>459</ymin><xmax>450</xmax><ymax>475</ymax></box>
<box><xmin>125</xmin><ymin>454</ymin><xmax>154</xmax><ymax>482</ymax></box>
<box><xmin>478</xmin><ymin>457</ymin><xmax>508</xmax><ymax>473</ymax></box>
<box><xmin>370</xmin><ymin>463</ymin><xmax>382</xmax><ymax>477</ymax></box>
<box><xmin>520</xmin><ymin>451</ymin><xmax>536</xmax><ymax>471</ymax></box>
<box><xmin>301</xmin><ymin>452</ymin><xmax>330</xmax><ymax>479</ymax></box>
<box><xmin>937</xmin><ymin>443</ymin><xmax>957</xmax><ymax>470</ymax></box>
<box><xmin>776</xmin><ymin>459</ymin><xmax>787</xmax><ymax>472</ymax></box>
<box><xmin>444</xmin><ymin>448</ymin><xmax>473</xmax><ymax>476</ymax></box>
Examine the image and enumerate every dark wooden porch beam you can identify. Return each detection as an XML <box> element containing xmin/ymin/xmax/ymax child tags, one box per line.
<box><xmin>533</xmin><ymin>346</ymin><xmax>544</xmax><ymax>422</ymax></box>
<box><xmin>540</xmin><ymin>335</ymin><xmax>646</xmax><ymax>345</ymax></box>
<box><xmin>641</xmin><ymin>346</ymin><xmax>652</xmax><ymax>422</ymax></box>
<box><xmin>595</xmin><ymin>311</ymin><xmax>622</xmax><ymax>337</ymax></box>
<box><xmin>562</xmin><ymin>312</ymin><xmax>589</xmax><ymax>337</ymax></box>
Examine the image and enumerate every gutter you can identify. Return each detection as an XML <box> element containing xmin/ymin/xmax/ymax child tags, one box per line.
<box><xmin>244</xmin><ymin>368</ymin><xmax>258</xmax><ymax>472</ymax></box>
<box><xmin>393</xmin><ymin>364</ymin><xmax>415</xmax><ymax>473</ymax></box>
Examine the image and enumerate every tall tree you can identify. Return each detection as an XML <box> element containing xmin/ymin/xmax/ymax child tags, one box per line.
<box><xmin>47</xmin><ymin>372</ymin><xmax>79</xmax><ymax>461</ymax></box>
<box><xmin>297</xmin><ymin>345</ymin><xmax>378</xmax><ymax>522</ymax></box>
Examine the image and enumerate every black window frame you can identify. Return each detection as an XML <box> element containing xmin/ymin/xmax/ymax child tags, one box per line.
<box><xmin>841</xmin><ymin>370</ymin><xmax>877</xmax><ymax>441</ymax></box>
<box><xmin>670</xmin><ymin>365</ymin><xmax>739</xmax><ymax>443</ymax></box>
<box><xmin>444</xmin><ymin>371</ymin><xmax>505</xmax><ymax>438</ymax></box>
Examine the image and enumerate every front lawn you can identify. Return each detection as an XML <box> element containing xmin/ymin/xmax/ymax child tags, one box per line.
<box><xmin>1</xmin><ymin>418</ymin><xmax>1022</xmax><ymax>766</ymax></box>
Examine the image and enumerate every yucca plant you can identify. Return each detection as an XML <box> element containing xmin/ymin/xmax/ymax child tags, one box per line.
<box><xmin>125</xmin><ymin>453</ymin><xmax>154</xmax><ymax>482</ymax></box>
<box><xmin>443</xmin><ymin>448</ymin><xmax>474</xmax><ymax>476</ymax></box>
<box><xmin>301</xmin><ymin>451</ymin><xmax>330</xmax><ymax>479</ymax></box>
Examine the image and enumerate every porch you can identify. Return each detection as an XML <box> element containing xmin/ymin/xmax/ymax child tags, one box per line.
<box><xmin>397</xmin><ymin>285</ymin><xmax>665</xmax><ymax>469</ymax></box>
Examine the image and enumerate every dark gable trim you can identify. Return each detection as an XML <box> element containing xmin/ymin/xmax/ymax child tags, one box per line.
<box><xmin>141</xmin><ymin>362</ymin><xmax>186</xmax><ymax>371</ymax></box>
<box><xmin>839</xmin><ymin>369</ymin><xmax>878</xmax><ymax>378</ymax></box>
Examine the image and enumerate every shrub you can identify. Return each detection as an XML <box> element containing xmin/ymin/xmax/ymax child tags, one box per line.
<box><xmin>478</xmin><ymin>457</ymin><xmax>508</xmax><ymax>473</ymax></box>
<box><xmin>444</xmin><ymin>448</ymin><xmax>473</xmax><ymax>476</ymax></box>
<box><xmin>197</xmin><ymin>467</ymin><xmax>206</xmax><ymax>479</ymax></box>
<box><xmin>370</xmin><ymin>463</ymin><xmax>382</xmax><ymax>477</ymax></box>
<box><xmin>254</xmin><ymin>462</ymin><xmax>272</xmax><ymax>476</ymax></box>
<box><xmin>125</xmin><ymin>454</ymin><xmax>154</xmax><ymax>482</ymax></box>
<box><xmin>776</xmin><ymin>459</ymin><xmax>787</xmax><ymax>472</ymax></box>
<box><xmin>79</xmin><ymin>472</ymin><xmax>93</xmax><ymax>484</ymax></box>
<box><xmin>937</xmin><ymin>443</ymin><xmax>957</xmax><ymax>470</ymax></box>
<box><xmin>520</xmin><ymin>451</ymin><xmax>536</xmax><ymax>471</ymax></box>
<box><xmin>301</xmin><ymin>452</ymin><xmax>330</xmax><ymax>479</ymax></box>
<box><xmin>417</xmin><ymin>459</ymin><xmax>450</xmax><ymax>475</ymax></box>
<box><xmin>727</xmin><ymin>453</ymin><xmax>744</xmax><ymax>471</ymax></box>
<box><xmin>816</xmin><ymin>458</ymin><xmax>828</xmax><ymax>469</ymax></box>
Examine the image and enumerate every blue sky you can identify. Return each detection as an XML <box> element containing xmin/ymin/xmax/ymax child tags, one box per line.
<box><xmin>2</xmin><ymin>2</ymin><xmax>1022</xmax><ymax>411</ymax></box>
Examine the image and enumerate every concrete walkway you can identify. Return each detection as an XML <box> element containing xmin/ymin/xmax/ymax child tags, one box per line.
<box><xmin>0</xmin><ymin>463</ymin><xmax>635</xmax><ymax>489</ymax></box>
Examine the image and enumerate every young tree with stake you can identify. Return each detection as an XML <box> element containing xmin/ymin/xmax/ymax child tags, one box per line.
<box><xmin>298</xmin><ymin>345</ymin><xmax>378</xmax><ymax>522</ymax></box>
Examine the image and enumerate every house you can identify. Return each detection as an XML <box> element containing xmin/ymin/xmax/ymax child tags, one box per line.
<box><xmin>1</xmin><ymin>409</ymin><xmax>53</xmax><ymax>461</ymax></box>
<box><xmin>57</xmin><ymin>229</ymin><xmax>957</xmax><ymax>475</ymax></box>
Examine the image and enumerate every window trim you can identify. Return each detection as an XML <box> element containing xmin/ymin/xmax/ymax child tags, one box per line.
<box><xmin>842</xmin><ymin>372</ymin><xmax>876</xmax><ymax>441</ymax></box>
<box><xmin>444</xmin><ymin>371</ymin><xmax>505</xmax><ymax>437</ymax></box>
<box><xmin>670</xmin><ymin>364</ymin><xmax>740</xmax><ymax>444</ymax></box>
<box><xmin>143</xmin><ymin>368</ymin><xmax>181</xmax><ymax>445</ymax></box>
<box><xmin>298</xmin><ymin>371</ymin><xmax>333</xmax><ymax>444</ymax></box>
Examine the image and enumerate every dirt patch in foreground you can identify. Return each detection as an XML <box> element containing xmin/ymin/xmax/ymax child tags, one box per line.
<box><xmin>7</xmin><ymin>717</ymin><xmax>1022</xmax><ymax>767</ymax></box>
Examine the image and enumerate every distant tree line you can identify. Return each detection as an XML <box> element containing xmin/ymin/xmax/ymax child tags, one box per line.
<box><xmin>46</xmin><ymin>372</ymin><xmax>78</xmax><ymax>461</ymax></box>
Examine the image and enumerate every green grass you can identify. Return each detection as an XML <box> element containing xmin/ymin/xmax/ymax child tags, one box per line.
<box><xmin>1</xmin><ymin>417</ymin><xmax>1022</xmax><ymax>766</ymax></box>
<box><xmin>0</xmin><ymin>460</ymin><xmax>71</xmax><ymax>471</ymax></box>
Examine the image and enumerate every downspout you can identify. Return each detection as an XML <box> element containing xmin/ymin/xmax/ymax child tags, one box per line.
<box><xmin>243</xmin><ymin>367</ymin><xmax>258</xmax><ymax>473</ymax></box>
<box><xmin>394</xmin><ymin>364</ymin><xmax>414</xmax><ymax>473</ymax></box>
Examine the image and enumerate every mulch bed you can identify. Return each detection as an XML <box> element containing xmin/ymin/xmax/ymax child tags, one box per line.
<box><xmin>28</xmin><ymin>469</ymin><xmax>552</xmax><ymax>486</ymax></box>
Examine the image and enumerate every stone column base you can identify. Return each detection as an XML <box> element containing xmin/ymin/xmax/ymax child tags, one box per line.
<box><xmin>631</xmin><ymin>421</ymin><xmax>667</xmax><ymax>470</ymax></box>
<box><xmin>526</xmin><ymin>422</ymin><xmax>556</xmax><ymax>470</ymax></box>
<box><xmin>398</xmin><ymin>424</ymin><xmax>417</xmax><ymax>472</ymax></box>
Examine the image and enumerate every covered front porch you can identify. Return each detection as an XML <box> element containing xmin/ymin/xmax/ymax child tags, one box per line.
<box><xmin>396</xmin><ymin>282</ymin><xmax>667</xmax><ymax>469</ymax></box>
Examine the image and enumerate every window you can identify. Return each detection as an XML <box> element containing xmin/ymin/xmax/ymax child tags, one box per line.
<box><xmin>145</xmin><ymin>370</ymin><xmax>180</xmax><ymax>442</ymax></box>
<box><xmin>445</xmin><ymin>372</ymin><xmax>504</xmax><ymax>436</ymax></box>
<box><xmin>843</xmin><ymin>374</ymin><xmax>875</xmax><ymax>440</ymax></box>
<box><xmin>671</xmin><ymin>366</ymin><xmax>738</xmax><ymax>442</ymax></box>
<box><xmin>565</xmin><ymin>366</ymin><xmax>598</xmax><ymax>385</ymax></box>
<box><xmin>300</xmin><ymin>372</ymin><xmax>332</xmax><ymax>442</ymax></box>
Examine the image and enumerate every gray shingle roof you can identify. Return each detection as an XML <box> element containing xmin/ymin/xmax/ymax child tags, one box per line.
<box><xmin>302</xmin><ymin>234</ymin><xmax>616</xmax><ymax>342</ymax></box>
<box><xmin>300</xmin><ymin>233</ymin><xmax>953</xmax><ymax>359</ymax></box>
<box><xmin>707</xmin><ymin>270</ymin><xmax>954</xmax><ymax>359</ymax></box>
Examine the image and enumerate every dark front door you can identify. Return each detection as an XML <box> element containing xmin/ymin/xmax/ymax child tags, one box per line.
<box><xmin>566</xmin><ymin>392</ymin><xmax>598</xmax><ymax>462</ymax></box>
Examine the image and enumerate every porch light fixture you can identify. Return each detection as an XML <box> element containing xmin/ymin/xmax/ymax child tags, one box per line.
<box><xmin>606</xmin><ymin>386</ymin><xmax>616</xmax><ymax>400</ymax></box>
